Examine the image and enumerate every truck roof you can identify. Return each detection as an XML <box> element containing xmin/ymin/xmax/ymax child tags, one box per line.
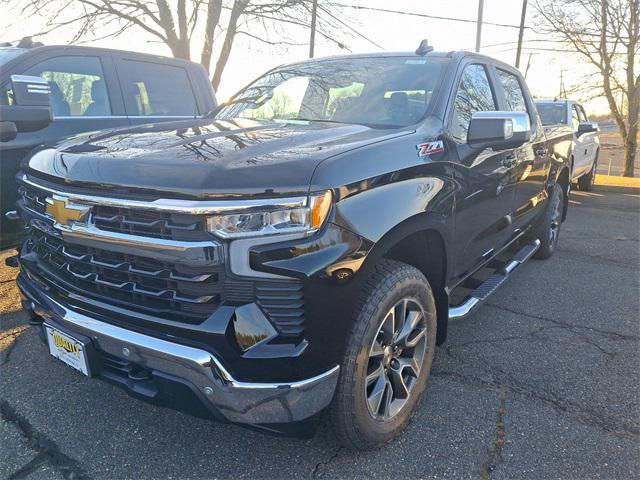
<box><xmin>0</xmin><ymin>44</ymin><xmax>197</xmax><ymax>67</ymax></box>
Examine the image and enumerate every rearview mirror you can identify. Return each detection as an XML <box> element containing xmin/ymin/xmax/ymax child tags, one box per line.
<box><xmin>0</xmin><ymin>75</ymin><xmax>52</xmax><ymax>141</ymax></box>
<box><xmin>468</xmin><ymin>111</ymin><xmax>531</xmax><ymax>150</ymax></box>
<box><xmin>577</xmin><ymin>121</ymin><xmax>598</xmax><ymax>135</ymax></box>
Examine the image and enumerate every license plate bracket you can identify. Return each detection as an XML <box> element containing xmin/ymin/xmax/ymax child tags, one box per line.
<box><xmin>45</xmin><ymin>324</ymin><xmax>91</xmax><ymax>376</ymax></box>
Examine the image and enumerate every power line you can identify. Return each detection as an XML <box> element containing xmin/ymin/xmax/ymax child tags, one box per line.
<box><xmin>334</xmin><ymin>3</ymin><xmax>532</xmax><ymax>30</ymax></box>
<box><xmin>317</xmin><ymin>4</ymin><xmax>384</xmax><ymax>50</ymax></box>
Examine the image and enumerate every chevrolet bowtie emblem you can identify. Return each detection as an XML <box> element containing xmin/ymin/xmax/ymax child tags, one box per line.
<box><xmin>45</xmin><ymin>195</ymin><xmax>91</xmax><ymax>225</ymax></box>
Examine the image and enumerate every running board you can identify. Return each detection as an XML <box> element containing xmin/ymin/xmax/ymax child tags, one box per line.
<box><xmin>448</xmin><ymin>239</ymin><xmax>541</xmax><ymax>320</ymax></box>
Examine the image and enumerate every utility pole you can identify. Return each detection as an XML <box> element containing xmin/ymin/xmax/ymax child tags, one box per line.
<box><xmin>524</xmin><ymin>52</ymin><xmax>536</xmax><ymax>79</ymax></box>
<box><xmin>559</xmin><ymin>69</ymin><xmax>566</xmax><ymax>98</ymax></box>
<box><xmin>515</xmin><ymin>0</ymin><xmax>528</xmax><ymax>68</ymax></box>
<box><xmin>475</xmin><ymin>0</ymin><xmax>484</xmax><ymax>52</ymax></box>
<box><xmin>309</xmin><ymin>0</ymin><xmax>318</xmax><ymax>58</ymax></box>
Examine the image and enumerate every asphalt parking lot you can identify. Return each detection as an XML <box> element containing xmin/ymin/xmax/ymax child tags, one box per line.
<box><xmin>1</xmin><ymin>183</ymin><xmax>639</xmax><ymax>480</ymax></box>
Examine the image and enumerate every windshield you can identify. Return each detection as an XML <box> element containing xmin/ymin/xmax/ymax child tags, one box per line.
<box><xmin>216</xmin><ymin>56</ymin><xmax>449</xmax><ymax>128</ymax></box>
<box><xmin>535</xmin><ymin>102</ymin><xmax>567</xmax><ymax>126</ymax></box>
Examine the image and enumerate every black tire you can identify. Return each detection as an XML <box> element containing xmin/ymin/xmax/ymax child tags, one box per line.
<box><xmin>577</xmin><ymin>151</ymin><xmax>598</xmax><ymax>191</ymax></box>
<box><xmin>534</xmin><ymin>183</ymin><xmax>564</xmax><ymax>260</ymax></box>
<box><xmin>329</xmin><ymin>259</ymin><xmax>437</xmax><ymax>451</ymax></box>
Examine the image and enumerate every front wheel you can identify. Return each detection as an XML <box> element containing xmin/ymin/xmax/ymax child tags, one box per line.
<box><xmin>329</xmin><ymin>260</ymin><xmax>437</xmax><ymax>451</ymax></box>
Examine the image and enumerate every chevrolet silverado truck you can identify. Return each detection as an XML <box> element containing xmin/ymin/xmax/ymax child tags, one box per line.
<box><xmin>7</xmin><ymin>41</ymin><xmax>573</xmax><ymax>450</ymax></box>
<box><xmin>535</xmin><ymin>99</ymin><xmax>600</xmax><ymax>191</ymax></box>
<box><xmin>0</xmin><ymin>39</ymin><xmax>217</xmax><ymax>248</ymax></box>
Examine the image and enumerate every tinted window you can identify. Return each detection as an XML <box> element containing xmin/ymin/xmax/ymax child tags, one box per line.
<box><xmin>536</xmin><ymin>103</ymin><xmax>566</xmax><ymax>125</ymax></box>
<box><xmin>497</xmin><ymin>69</ymin><xmax>527</xmax><ymax>113</ymax></box>
<box><xmin>571</xmin><ymin>106</ymin><xmax>581</xmax><ymax>130</ymax></box>
<box><xmin>577</xmin><ymin>104</ymin><xmax>588</xmax><ymax>121</ymax></box>
<box><xmin>118</xmin><ymin>60</ymin><xmax>197</xmax><ymax>116</ymax></box>
<box><xmin>451</xmin><ymin>64</ymin><xmax>496</xmax><ymax>142</ymax></box>
<box><xmin>217</xmin><ymin>57</ymin><xmax>449</xmax><ymax>128</ymax></box>
<box><xmin>25</xmin><ymin>56</ymin><xmax>111</xmax><ymax>117</ymax></box>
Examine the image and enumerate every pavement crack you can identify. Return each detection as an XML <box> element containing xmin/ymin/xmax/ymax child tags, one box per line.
<box><xmin>0</xmin><ymin>401</ymin><xmax>91</xmax><ymax>480</ymax></box>
<box><xmin>484</xmin><ymin>303</ymin><xmax>639</xmax><ymax>342</ymax></box>
<box><xmin>434</xmin><ymin>352</ymin><xmax>639</xmax><ymax>439</ymax></box>
<box><xmin>0</xmin><ymin>325</ymin><xmax>29</xmax><ymax>367</ymax></box>
<box><xmin>311</xmin><ymin>446</ymin><xmax>343</xmax><ymax>478</ymax></box>
<box><xmin>480</xmin><ymin>390</ymin><xmax>507</xmax><ymax>480</ymax></box>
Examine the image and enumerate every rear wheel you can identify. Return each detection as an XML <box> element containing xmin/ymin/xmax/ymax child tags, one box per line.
<box><xmin>578</xmin><ymin>151</ymin><xmax>598</xmax><ymax>191</ymax></box>
<box><xmin>534</xmin><ymin>184</ymin><xmax>564</xmax><ymax>260</ymax></box>
<box><xmin>329</xmin><ymin>260</ymin><xmax>437</xmax><ymax>451</ymax></box>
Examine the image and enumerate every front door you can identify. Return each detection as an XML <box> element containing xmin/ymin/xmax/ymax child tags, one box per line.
<box><xmin>450</xmin><ymin>63</ymin><xmax>518</xmax><ymax>281</ymax></box>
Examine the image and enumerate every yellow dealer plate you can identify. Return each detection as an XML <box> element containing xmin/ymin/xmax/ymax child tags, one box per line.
<box><xmin>45</xmin><ymin>325</ymin><xmax>89</xmax><ymax>376</ymax></box>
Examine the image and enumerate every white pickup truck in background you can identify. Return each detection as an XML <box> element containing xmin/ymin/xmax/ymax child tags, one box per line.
<box><xmin>535</xmin><ymin>99</ymin><xmax>600</xmax><ymax>191</ymax></box>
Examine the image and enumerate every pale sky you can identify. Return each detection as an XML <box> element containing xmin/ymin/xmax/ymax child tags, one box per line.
<box><xmin>0</xmin><ymin>0</ymin><xmax>612</xmax><ymax>114</ymax></box>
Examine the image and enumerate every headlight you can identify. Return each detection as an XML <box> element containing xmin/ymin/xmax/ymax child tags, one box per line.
<box><xmin>205</xmin><ymin>190</ymin><xmax>332</xmax><ymax>238</ymax></box>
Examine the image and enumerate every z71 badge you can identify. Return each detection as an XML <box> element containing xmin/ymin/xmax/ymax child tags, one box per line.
<box><xmin>416</xmin><ymin>140</ymin><xmax>445</xmax><ymax>157</ymax></box>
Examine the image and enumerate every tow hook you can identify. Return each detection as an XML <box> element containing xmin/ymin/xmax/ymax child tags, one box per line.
<box><xmin>4</xmin><ymin>255</ymin><xmax>19</xmax><ymax>268</ymax></box>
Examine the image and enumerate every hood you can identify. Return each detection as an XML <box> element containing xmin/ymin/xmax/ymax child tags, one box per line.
<box><xmin>25</xmin><ymin>118</ymin><xmax>411</xmax><ymax>199</ymax></box>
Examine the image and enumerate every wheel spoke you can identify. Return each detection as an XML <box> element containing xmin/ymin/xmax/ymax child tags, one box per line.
<box><xmin>381</xmin><ymin>380</ymin><xmax>393</xmax><ymax>417</ymax></box>
<box><xmin>366</xmin><ymin>362</ymin><xmax>384</xmax><ymax>387</ymax></box>
<box><xmin>395</xmin><ymin>356</ymin><xmax>419</xmax><ymax>377</ymax></box>
<box><xmin>367</xmin><ymin>369</ymin><xmax>387</xmax><ymax>415</ymax></box>
<box><xmin>393</xmin><ymin>299</ymin><xmax>407</xmax><ymax>337</ymax></box>
<box><xmin>369</xmin><ymin>339</ymin><xmax>384</xmax><ymax>358</ymax></box>
<box><xmin>380</xmin><ymin>309</ymin><xmax>395</xmax><ymax>343</ymax></box>
<box><xmin>395</xmin><ymin>310</ymin><xmax>422</xmax><ymax>347</ymax></box>
<box><xmin>405</xmin><ymin>327</ymin><xmax>427</xmax><ymax>348</ymax></box>
<box><xmin>388</xmin><ymin>366</ymin><xmax>410</xmax><ymax>399</ymax></box>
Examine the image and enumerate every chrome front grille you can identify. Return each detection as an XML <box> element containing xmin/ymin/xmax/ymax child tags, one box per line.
<box><xmin>18</xmin><ymin>185</ymin><xmax>207</xmax><ymax>241</ymax></box>
<box><xmin>92</xmin><ymin>205</ymin><xmax>208</xmax><ymax>241</ymax></box>
<box><xmin>18</xmin><ymin>178</ymin><xmax>306</xmax><ymax>341</ymax></box>
<box><xmin>28</xmin><ymin>229</ymin><xmax>223</xmax><ymax>322</ymax></box>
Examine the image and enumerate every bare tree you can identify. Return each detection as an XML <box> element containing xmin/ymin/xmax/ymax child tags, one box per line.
<box><xmin>536</xmin><ymin>0</ymin><xmax>639</xmax><ymax>177</ymax></box>
<box><xmin>3</xmin><ymin>0</ymin><xmax>349</xmax><ymax>91</ymax></box>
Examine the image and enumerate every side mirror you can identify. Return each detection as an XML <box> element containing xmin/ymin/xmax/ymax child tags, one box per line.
<box><xmin>577</xmin><ymin>121</ymin><xmax>598</xmax><ymax>135</ymax></box>
<box><xmin>0</xmin><ymin>75</ymin><xmax>52</xmax><ymax>141</ymax></box>
<box><xmin>468</xmin><ymin>111</ymin><xmax>531</xmax><ymax>150</ymax></box>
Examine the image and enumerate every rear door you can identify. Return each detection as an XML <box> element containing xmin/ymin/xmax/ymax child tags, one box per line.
<box><xmin>449</xmin><ymin>62</ymin><xmax>518</xmax><ymax>281</ymax></box>
<box><xmin>113</xmin><ymin>56</ymin><xmax>201</xmax><ymax>125</ymax></box>
<box><xmin>494</xmin><ymin>67</ymin><xmax>549</xmax><ymax>231</ymax></box>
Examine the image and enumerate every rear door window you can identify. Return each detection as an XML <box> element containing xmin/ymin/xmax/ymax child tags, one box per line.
<box><xmin>496</xmin><ymin>69</ymin><xmax>528</xmax><ymax>113</ymax></box>
<box><xmin>451</xmin><ymin>64</ymin><xmax>497</xmax><ymax>143</ymax></box>
<box><xmin>24</xmin><ymin>56</ymin><xmax>111</xmax><ymax>117</ymax></box>
<box><xmin>117</xmin><ymin>60</ymin><xmax>197</xmax><ymax>116</ymax></box>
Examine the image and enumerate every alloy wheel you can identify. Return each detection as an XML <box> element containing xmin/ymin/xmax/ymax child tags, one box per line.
<box><xmin>365</xmin><ymin>298</ymin><xmax>428</xmax><ymax>420</ymax></box>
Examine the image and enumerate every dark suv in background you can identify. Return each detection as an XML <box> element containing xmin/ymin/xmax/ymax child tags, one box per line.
<box><xmin>0</xmin><ymin>40</ymin><xmax>217</xmax><ymax>247</ymax></box>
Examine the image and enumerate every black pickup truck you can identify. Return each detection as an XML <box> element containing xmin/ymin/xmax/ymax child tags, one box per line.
<box><xmin>0</xmin><ymin>41</ymin><xmax>217</xmax><ymax>248</ymax></box>
<box><xmin>7</xmin><ymin>41</ymin><xmax>573</xmax><ymax>450</ymax></box>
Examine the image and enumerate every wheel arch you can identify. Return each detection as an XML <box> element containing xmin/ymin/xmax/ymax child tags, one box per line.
<box><xmin>359</xmin><ymin>213</ymin><xmax>451</xmax><ymax>345</ymax></box>
<box><xmin>556</xmin><ymin>165</ymin><xmax>571</xmax><ymax>221</ymax></box>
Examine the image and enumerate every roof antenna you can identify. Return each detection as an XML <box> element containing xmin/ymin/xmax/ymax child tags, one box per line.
<box><xmin>415</xmin><ymin>39</ymin><xmax>434</xmax><ymax>56</ymax></box>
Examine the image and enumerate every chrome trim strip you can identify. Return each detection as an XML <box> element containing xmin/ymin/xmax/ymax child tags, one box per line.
<box><xmin>21</xmin><ymin>175</ymin><xmax>308</xmax><ymax>214</ymax></box>
<box><xmin>22</xmin><ymin>282</ymin><xmax>339</xmax><ymax>423</ymax></box>
<box><xmin>58</xmin><ymin>222</ymin><xmax>223</xmax><ymax>267</ymax></box>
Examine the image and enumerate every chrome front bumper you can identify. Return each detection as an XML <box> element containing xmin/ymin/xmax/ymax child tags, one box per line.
<box><xmin>18</xmin><ymin>276</ymin><xmax>339</xmax><ymax>425</ymax></box>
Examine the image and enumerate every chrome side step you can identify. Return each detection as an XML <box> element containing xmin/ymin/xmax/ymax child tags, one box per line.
<box><xmin>448</xmin><ymin>239</ymin><xmax>541</xmax><ymax>320</ymax></box>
